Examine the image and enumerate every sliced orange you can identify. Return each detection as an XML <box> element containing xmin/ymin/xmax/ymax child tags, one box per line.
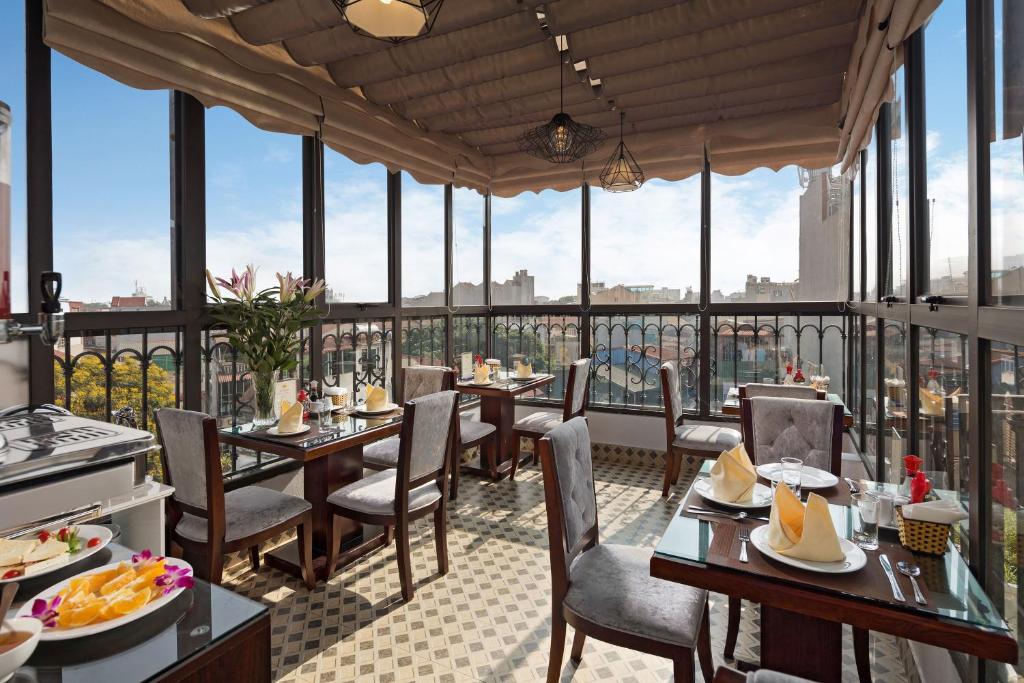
<box><xmin>123</xmin><ymin>561</ymin><xmax>166</xmax><ymax>593</ymax></box>
<box><xmin>106</xmin><ymin>587</ymin><xmax>151</xmax><ymax>616</ymax></box>
<box><xmin>83</xmin><ymin>568</ymin><xmax>120</xmax><ymax>593</ymax></box>
<box><xmin>57</xmin><ymin>601</ymin><xmax>103</xmax><ymax>628</ymax></box>
<box><xmin>99</xmin><ymin>566</ymin><xmax>137</xmax><ymax>595</ymax></box>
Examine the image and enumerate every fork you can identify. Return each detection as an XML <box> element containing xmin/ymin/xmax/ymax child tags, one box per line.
<box><xmin>738</xmin><ymin>530</ymin><xmax>750</xmax><ymax>563</ymax></box>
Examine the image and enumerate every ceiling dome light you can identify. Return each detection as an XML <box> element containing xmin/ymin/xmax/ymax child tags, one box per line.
<box><xmin>335</xmin><ymin>0</ymin><xmax>444</xmax><ymax>43</ymax></box>
<box><xmin>516</xmin><ymin>62</ymin><xmax>605</xmax><ymax>164</ymax></box>
<box><xmin>600</xmin><ymin>112</ymin><xmax>644</xmax><ymax>192</ymax></box>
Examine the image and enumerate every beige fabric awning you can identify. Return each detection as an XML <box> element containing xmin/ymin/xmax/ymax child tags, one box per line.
<box><xmin>42</xmin><ymin>0</ymin><xmax>940</xmax><ymax>196</ymax></box>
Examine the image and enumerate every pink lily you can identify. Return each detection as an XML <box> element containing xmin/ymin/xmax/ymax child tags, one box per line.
<box><xmin>303</xmin><ymin>278</ymin><xmax>326</xmax><ymax>303</ymax></box>
<box><xmin>276</xmin><ymin>271</ymin><xmax>304</xmax><ymax>304</ymax></box>
<box><xmin>155</xmin><ymin>564</ymin><xmax>195</xmax><ymax>595</ymax></box>
<box><xmin>30</xmin><ymin>595</ymin><xmax>62</xmax><ymax>628</ymax></box>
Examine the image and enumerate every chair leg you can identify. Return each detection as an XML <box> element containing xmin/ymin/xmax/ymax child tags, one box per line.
<box><xmin>384</xmin><ymin>525</ymin><xmax>395</xmax><ymax>546</ymax></box>
<box><xmin>697</xmin><ymin>603</ymin><xmax>714</xmax><ymax>683</ymax></box>
<box><xmin>296</xmin><ymin>519</ymin><xmax>315</xmax><ymax>590</ymax></box>
<box><xmin>450</xmin><ymin>448</ymin><xmax>462</xmax><ymax>500</ymax></box>
<box><xmin>853</xmin><ymin>627</ymin><xmax>872</xmax><ymax>683</ymax></box>
<box><xmin>530</xmin><ymin>437</ymin><xmax>540</xmax><ymax>467</ymax></box>
<box><xmin>483</xmin><ymin>437</ymin><xmax>497</xmax><ymax>478</ymax></box>
<box><xmin>662</xmin><ymin>451</ymin><xmax>678</xmax><ymax>497</ymax></box>
<box><xmin>248</xmin><ymin>545</ymin><xmax>260</xmax><ymax>573</ymax></box>
<box><xmin>326</xmin><ymin>514</ymin><xmax>343</xmax><ymax>578</ymax></box>
<box><xmin>434</xmin><ymin>505</ymin><xmax>449</xmax><ymax>576</ymax></box>
<box><xmin>724</xmin><ymin>596</ymin><xmax>741</xmax><ymax>660</ymax></box>
<box><xmin>671</xmin><ymin>449</ymin><xmax>685</xmax><ymax>484</ymax></box>
<box><xmin>570</xmin><ymin>629</ymin><xmax>586</xmax><ymax>664</ymax></box>
<box><xmin>207</xmin><ymin>549</ymin><xmax>225</xmax><ymax>586</ymax></box>
<box><xmin>509</xmin><ymin>435</ymin><xmax>521</xmax><ymax>481</ymax></box>
<box><xmin>547</xmin><ymin>608</ymin><xmax>567</xmax><ymax>683</ymax></box>
<box><xmin>673</xmin><ymin>655</ymin><xmax>695</xmax><ymax>683</ymax></box>
<box><xmin>395</xmin><ymin>520</ymin><xmax>414</xmax><ymax>602</ymax></box>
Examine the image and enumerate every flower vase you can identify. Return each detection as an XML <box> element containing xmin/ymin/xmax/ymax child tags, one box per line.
<box><xmin>252</xmin><ymin>368</ymin><xmax>280</xmax><ymax>427</ymax></box>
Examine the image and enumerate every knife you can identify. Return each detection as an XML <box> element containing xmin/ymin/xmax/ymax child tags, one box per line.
<box><xmin>879</xmin><ymin>554</ymin><xmax>906</xmax><ymax>602</ymax></box>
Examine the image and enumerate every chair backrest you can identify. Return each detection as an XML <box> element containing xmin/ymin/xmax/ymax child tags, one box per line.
<box><xmin>740</xmin><ymin>383</ymin><xmax>820</xmax><ymax>400</ymax></box>
<box><xmin>395</xmin><ymin>390</ymin><xmax>459</xmax><ymax>505</ymax></box>
<box><xmin>402</xmin><ymin>365</ymin><xmax>454</xmax><ymax>403</ymax></box>
<box><xmin>538</xmin><ymin>417</ymin><xmax>598</xmax><ymax>600</ymax></box>
<box><xmin>660</xmin><ymin>360</ymin><xmax>683</xmax><ymax>449</ymax></box>
<box><xmin>741</xmin><ymin>397</ymin><xmax>843</xmax><ymax>474</ymax></box>
<box><xmin>562</xmin><ymin>358</ymin><xmax>592</xmax><ymax>421</ymax></box>
<box><xmin>154</xmin><ymin>408</ymin><xmax>225</xmax><ymax>540</ymax></box>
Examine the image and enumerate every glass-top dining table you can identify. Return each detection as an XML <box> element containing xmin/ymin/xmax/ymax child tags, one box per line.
<box><xmin>650</xmin><ymin>461</ymin><xmax>1015</xmax><ymax>681</ymax></box>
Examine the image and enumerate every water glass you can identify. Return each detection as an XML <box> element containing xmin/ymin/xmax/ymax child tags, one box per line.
<box><xmin>317</xmin><ymin>398</ymin><xmax>335</xmax><ymax>430</ymax></box>
<box><xmin>780</xmin><ymin>457</ymin><xmax>803</xmax><ymax>498</ymax></box>
<box><xmin>852</xmin><ymin>493</ymin><xmax>880</xmax><ymax>550</ymax></box>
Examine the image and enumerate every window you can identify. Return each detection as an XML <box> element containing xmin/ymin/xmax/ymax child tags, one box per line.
<box><xmin>591</xmin><ymin>177</ymin><xmax>700</xmax><ymax>304</ymax></box>
<box><xmin>990</xmin><ymin>0</ymin><xmax>1024</xmax><ymax>304</ymax></box>
<box><xmin>710</xmin><ymin>166</ymin><xmax>849</xmax><ymax>303</ymax></box>
<box><xmin>887</xmin><ymin>67</ymin><xmax>909</xmax><ymax>299</ymax></box>
<box><xmin>864</xmin><ymin>317</ymin><xmax>879</xmax><ymax>473</ymax></box>
<box><xmin>52</xmin><ymin>55</ymin><xmax>171</xmax><ymax>309</ymax></box>
<box><xmin>401</xmin><ymin>175</ymin><xmax>444</xmax><ymax>306</ymax></box>
<box><xmin>865</xmin><ymin>133</ymin><xmax>878</xmax><ymax>300</ymax></box>
<box><xmin>324</xmin><ymin>151</ymin><xmax>387</xmax><ymax>303</ymax></box>
<box><xmin>924</xmin><ymin>0</ymin><xmax>969</xmax><ymax>296</ymax></box>
<box><xmin>852</xmin><ymin>163</ymin><xmax>861</xmax><ymax>299</ymax></box>
<box><xmin>0</xmin><ymin>1</ymin><xmax>26</xmax><ymax>313</ymax></box>
<box><xmin>491</xmin><ymin>188</ymin><xmax>581</xmax><ymax>304</ymax></box>
<box><xmin>917</xmin><ymin>329</ymin><xmax>969</xmax><ymax>511</ymax></box>
<box><xmin>452</xmin><ymin>187</ymin><xmax>484</xmax><ymax>306</ymax></box>
<box><xmin>206</xmin><ymin>107</ymin><xmax>302</xmax><ymax>293</ymax></box>
<box><xmin>881</xmin><ymin>321</ymin><xmax>907</xmax><ymax>483</ymax></box>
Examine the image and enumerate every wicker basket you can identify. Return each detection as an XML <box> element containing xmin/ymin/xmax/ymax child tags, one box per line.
<box><xmin>895</xmin><ymin>506</ymin><xmax>950</xmax><ymax>556</ymax></box>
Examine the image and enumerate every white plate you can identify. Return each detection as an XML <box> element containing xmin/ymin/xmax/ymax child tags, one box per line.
<box><xmin>354</xmin><ymin>402</ymin><xmax>399</xmax><ymax>415</ymax></box>
<box><xmin>468</xmin><ymin>381</ymin><xmax>494</xmax><ymax>386</ymax></box>
<box><xmin>509</xmin><ymin>373</ymin><xmax>543</xmax><ymax>381</ymax></box>
<box><xmin>16</xmin><ymin>558</ymin><xmax>194</xmax><ymax>640</ymax></box>
<box><xmin>756</xmin><ymin>463</ymin><xmax>839</xmax><ymax>490</ymax></box>
<box><xmin>693</xmin><ymin>479</ymin><xmax>773</xmax><ymax>509</ymax></box>
<box><xmin>1</xmin><ymin>525</ymin><xmax>114</xmax><ymax>584</ymax></box>
<box><xmin>748</xmin><ymin>525</ymin><xmax>866</xmax><ymax>574</ymax></box>
<box><xmin>268</xmin><ymin>424</ymin><xmax>310</xmax><ymax>436</ymax></box>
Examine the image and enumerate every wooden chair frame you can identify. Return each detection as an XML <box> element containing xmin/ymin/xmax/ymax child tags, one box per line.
<box><xmin>538</xmin><ymin>427</ymin><xmax>713</xmax><ymax>683</ymax></box>
<box><xmin>510</xmin><ymin>360</ymin><xmax>590</xmax><ymax>480</ymax></box>
<box><xmin>157</xmin><ymin>415</ymin><xmax>315</xmax><ymax>589</ymax></box>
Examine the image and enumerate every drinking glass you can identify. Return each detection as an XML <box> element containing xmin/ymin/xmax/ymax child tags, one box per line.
<box><xmin>852</xmin><ymin>493</ymin><xmax>880</xmax><ymax>550</ymax></box>
<box><xmin>780</xmin><ymin>457</ymin><xmax>803</xmax><ymax>498</ymax></box>
<box><xmin>316</xmin><ymin>398</ymin><xmax>335</xmax><ymax>431</ymax></box>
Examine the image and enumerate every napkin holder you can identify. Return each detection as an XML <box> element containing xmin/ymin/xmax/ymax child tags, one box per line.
<box><xmin>895</xmin><ymin>506</ymin><xmax>950</xmax><ymax>556</ymax></box>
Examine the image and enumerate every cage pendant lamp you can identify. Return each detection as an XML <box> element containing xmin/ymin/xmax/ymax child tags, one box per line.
<box><xmin>516</xmin><ymin>60</ymin><xmax>605</xmax><ymax>164</ymax></box>
<box><xmin>600</xmin><ymin>112</ymin><xmax>644</xmax><ymax>192</ymax></box>
<box><xmin>335</xmin><ymin>0</ymin><xmax>444</xmax><ymax>43</ymax></box>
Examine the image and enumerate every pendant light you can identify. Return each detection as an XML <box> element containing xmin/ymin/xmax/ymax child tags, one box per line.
<box><xmin>335</xmin><ymin>0</ymin><xmax>444</xmax><ymax>43</ymax></box>
<box><xmin>600</xmin><ymin>112</ymin><xmax>644</xmax><ymax>192</ymax></box>
<box><xmin>516</xmin><ymin>58</ymin><xmax>605</xmax><ymax>164</ymax></box>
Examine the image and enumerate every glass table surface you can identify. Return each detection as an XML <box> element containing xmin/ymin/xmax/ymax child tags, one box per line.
<box><xmin>220</xmin><ymin>411</ymin><xmax>403</xmax><ymax>449</ymax></box>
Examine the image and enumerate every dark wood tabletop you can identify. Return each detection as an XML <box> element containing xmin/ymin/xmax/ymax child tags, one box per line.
<box><xmin>218</xmin><ymin>410</ymin><xmax>403</xmax><ymax>462</ymax></box>
<box><xmin>455</xmin><ymin>373</ymin><xmax>556</xmax><ymax>398</ymax></box>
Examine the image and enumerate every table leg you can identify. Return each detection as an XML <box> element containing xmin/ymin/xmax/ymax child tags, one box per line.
<box><xmin>760</xmin><ymin>605</ymin><xmax>842</xmax><ymax>682</ymax></box>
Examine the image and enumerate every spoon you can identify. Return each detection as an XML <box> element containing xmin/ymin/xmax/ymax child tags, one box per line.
<box><xmin>685</xmin><ymin>506</ymin><xmax>748</xmax><ymax>522</ymax></box>
<box><xmin>896</xmin><ymin>561</ymin><xmax>927</xmax><ymax>605</ymax></box>
<box><xmin>0</xmin><ymin>583</ymin><xmax>18</xmax><ymax>633</ymax></box>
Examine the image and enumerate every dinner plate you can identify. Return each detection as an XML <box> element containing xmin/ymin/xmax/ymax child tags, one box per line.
<box><xmin>509</xmin><ymin>374</ymin><xmax>544</xmax><ymax>381</ymax></box>
<box><xmin>468</xmin><ymin>381</ymin><xmax>494</xmax><ymax>386</ymax></box>
<box><xmin>749</xmin><ymin>525</ymin><xmax>866</xmax><ymax>574</ymax></box>
<box><xmin>756</xmin><ymin>463</ymin><xmax>839</xmax><ymax>490</ymax></box>
<box><xmin>268</xmin><ymin>424</ymin><xmax>310</xmax><ymax>436</ymax></box>
<box><xmin>354</xmin><ymin>402</ymin><xmax>399</xmax><ymax>416</ymax></box>
<box><xmin>1</xmin><ymin>525</ymin><xmax>114</xmax><ymax>584</ymax></box>
<box><xmin>16</xmin><ymin>558</ymin><xmax>194</xmax><ymax>641</ymax></box>
<box><xmin>693</xmin><ymin>479</ymin><xmax>773</xmax><ymax>509</ymax></box>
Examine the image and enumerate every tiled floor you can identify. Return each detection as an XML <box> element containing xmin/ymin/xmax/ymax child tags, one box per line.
<box><xmin>221</xmin><ymin>455</ymin><xmax>908</xmax><ymax>682</ymax></box>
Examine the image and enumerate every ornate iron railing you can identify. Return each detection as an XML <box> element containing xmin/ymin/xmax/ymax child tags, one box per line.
<box><xmin>400</xmin><ymin>316</ymin><xmax>446</xmax><ymax>368</ymax></box>
<box><xmin>321</xmin><ymin>318</ymin><xmax>394</xmax><ymax>398</ymax></box>
<box><xmin>490</xmin><ymin>314</ymin><xmax>582</xmax><ymax>402</ymax></box>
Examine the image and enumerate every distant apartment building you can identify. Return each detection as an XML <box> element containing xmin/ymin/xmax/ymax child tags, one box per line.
<box><xmin>583</xmin><ymin>282</ymin><xmax>684</xmax><ymax>304</ymax></box>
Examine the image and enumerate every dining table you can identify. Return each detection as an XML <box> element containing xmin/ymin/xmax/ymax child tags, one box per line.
<box><xmin>219</xmin><ymin>410</ymin><xmax>403</xmax><ymax>582</ymax></box>
<box><xmin>720</xmin><ymin>385</ymin><xmax>854</xmax><ymax>428</ymax></box>
<box><xmin>455</xmin><ymin>372</ymin><xmax>555</xmax><ymax>480</ymax></box>
<box><xmin>650</xmin><ymin>461</ymin><xmax>1016</xmax><ymax>682</ymax></box>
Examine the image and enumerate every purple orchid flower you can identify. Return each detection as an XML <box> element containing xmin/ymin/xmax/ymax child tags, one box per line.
<box><xmin>155</xmin><ymin>564</ymin><xmax>195</xmax><ymax>595</ymax></box>
<box><xmin>131</xmin><ymin>548</ymin><xmax>164</xmax><ymax>567</ymax></box>
<box><xmin>30</xmin><ymin>595</ymin><xmax>62</xmax><ymax>628</ymax></box>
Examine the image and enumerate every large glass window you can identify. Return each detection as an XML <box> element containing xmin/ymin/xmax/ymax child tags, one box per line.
<box><xmin>864</xmin><ymin>317</ymin><xmax>879</xmax><ymax>473</ymax></box>
<box><xmin>52</xmin><ymin>55</ymin><xmax>170</xmax><ymax>309</ymax></box>
<box><xmin>852</xmin><ymin>163</ymin><xmax>861</xmax><ymax>300</ymax></box>
<box><xmin>452</xmin><ymin>187</ymin><xmax>484</xmax><ymax>306</ymax></box>
<box><xmin>401</xmin><ymin>175</ymin><xmax>444</xmax><ymax>306</ymax></box>
<box><xmin>887</xmin><ymin>67</ymin><xmax>909</xmax><ymax>299</ymax></box>
<box><xmin>710</xmin><ymin>166</ymin><xmax>849</xmax><ymax>303</ymax></box>
<box><xmin>0</xmin><ymin>1</ymin><xmax>26</xmax><ymax>313</ymax></box>
<box><xmin>990</xmin><ymin>0</ymin><xmax>1024</xmax><ymax>304</ymax></box>
<box><xmin>324</xmin><ymin>151</ymin><xmax>387</xmax><ymax>303</ymax></box>
<box><xmin>865</xmin><ymin>133</ymin><xmax>878</xmax><ymax>300</ymax></box>
<box><xmin>591</xmin><ymin>177</ymin><xmax>700</xmax><ymax>304</ymax></box>
<box><xmin>924</xmin><ymin>0</ymin><xmax>969</xmax><ymax>296</ymax></box>
<box><xmin>206</xmin><ymin>108</ymin><xmax>302</xmax><ymax>293</ymax></box>
<box><xmin>881</xmin><ymin>321</ymin><xmax>908</xmax><ymax>483</ymax></box>
<box><xmin>491</xmin><ymin>188</ymin><xmax>581</xmax><ymax>304</ymax></box>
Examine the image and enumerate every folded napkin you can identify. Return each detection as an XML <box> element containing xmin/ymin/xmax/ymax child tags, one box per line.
<box><xmin>515</xmin><ymin>361</ymin><xmax>533</xmax><ymax>378</ymax></box>
<box><xmin>277</xmin><ymin>400</ymin><xmax>303</xmax><ymax>433</ymax></box>
<box><xmin>766</xmin><ymin>483</ymin><xmax>845</xmax><ymax>562</ymax></box>
<box><xmin>473</xmin><ymin>364</ymin><xmax>490</xmax><ymax>383</ymax></box>
<box><xmin>901</xmin><ymin>500</ymin><xmax>967</xmax><ymax>524</ymax></box>
<box><xmin>709</xmin><ymin>443</ymin><xmax>757</xmax><ymax>502</ymax></box>
<box><xmin>365</xmin><ymin>385</ymin><xmax>388</xmax><ymax>411</ymax></box>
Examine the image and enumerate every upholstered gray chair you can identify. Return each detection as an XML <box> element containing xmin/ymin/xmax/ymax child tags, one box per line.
<box><xmin>510</xmin><ymin>358</ymin><xmax>591</xmax><ymax>480</ymax></box>
<box><xmin>713</xmin><ymin>666</ymin><xmax>813</xmax><ymax>682</ymax></box>
<box><xmin>155</xmin><ymin>408</ymin><xmax>315</xmax><ymax>589</ymax></box>
<box><xmin>326</xmin><ymin>390</ymin><xmax>459</xmax><ymax>602</ymax></box>
<box><xmin>449</xmin><ymin>414</ymin><xmax>498</xmax><ymax>500</ymax></box>
<box><xmin>660</xmin><ymin>360</ymin><xmax>742</xmax><ymax>496</ymax></box>
<box><xmin>363</xmin><ymin>366</ymin><xmax>454</xmax><ymax>470</ymax></box>
<box><xmin>739</xmin><ymin>383</ymin><xmax>820</xmax><ymax>400</ymax></box>
<box><xmin>740</xmin><ymin>396</ymin><xmax>843</xmax><ymax>473</ymax></box>
<box><xmin>539</xmin><ymin>417</ymin><xmax>713</xmax><ymax>683</ymax></box>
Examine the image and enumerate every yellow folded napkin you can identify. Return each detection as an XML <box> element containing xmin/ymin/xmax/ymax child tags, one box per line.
<box><xmin>473</xmin><ymin>364</ymin><xmax>490</xmax><ymax>383</ymax></box>
<box><xmin>515</xmin><ymin>361</ymin><xmax>533</xmax><ymax>378</ymax></box>
<box><xmin>277</xmin><ymin>400</ymin><xmax>304</xmax><ymax>433</ymax></box>
<box><xmin>365</xmin><ymin>385</ymin><xmax>388</xmax><ymax>411</ymax></box>
<box><xmin>709</xmin><ymin>443</ymin><xmax>757</xmax><ymax>502</ymax></box>
<box><xmin>766</xmin><ymin>483</ymin><xmax>845</xmax><ymax>562</ymax></box>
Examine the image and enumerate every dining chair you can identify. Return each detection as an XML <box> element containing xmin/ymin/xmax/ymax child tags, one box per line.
<box><xmin>738</xmin><ymin>383</ymin><xmax>821</xmax><ymax>400</ymax></box>
<box><xmin>713</xmin><ymin>665</ymin><xmax>813</xmax><ymax>682</ymax></box>
<box><xmin>363</xmin><ymin>365</ymin><xmax>454</xmax><ymax>471</ymax></box>
<box><xmin>154</xmin><ymin>408</ymin><xmax>316</xmax><ymax>589</ymax></box>
<box><xmin>325</xmin><ymin>390</ymin><xmax>459</xmax><ymax>602</ymax></box>
<box><xmin>539</xmin><ymin>417</ymin><xmax>713</xmax><ymax>683</ymax></box>
<box><xmin>449</xmin><ymin>412</ymin><xmax>498</xmax><ymax>500</ymax></box>
<box><xmin>510</xmin><ymin>357</ymin><xmax>591</xmax><ymax>480</ymax></box>
<box><xmin>660</xmin><ymin>360</ymin><xmax>742</xmax><ymax>497</ymax></box>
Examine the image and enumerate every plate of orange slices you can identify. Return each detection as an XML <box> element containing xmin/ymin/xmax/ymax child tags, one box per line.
<box><xmin>16</xmin><ymin>551</ymin><xmax>194</xmax><ymax>641</ymax></box>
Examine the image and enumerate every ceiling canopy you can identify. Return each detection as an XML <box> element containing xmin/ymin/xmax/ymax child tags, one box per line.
<box><xmin>42</xmin><ymin>0</ymin><xmax>939</xmax><ymax>196</ymax></box>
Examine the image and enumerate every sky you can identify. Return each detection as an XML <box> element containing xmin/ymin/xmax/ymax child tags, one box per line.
<box><xmin>0</xmin><ymin>0</ymin><xmax>1019</xmax><ymax>309</ymax></box>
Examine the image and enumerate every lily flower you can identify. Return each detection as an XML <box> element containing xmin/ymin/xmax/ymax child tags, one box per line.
<box><xmin>155</xmin><ymin>564</ymin><xmax>195</xmax><ymax>595</ymax></box>
<box><xmin>276</xmin><ymin>271</ymin><xmax>303</xmax><ymax>304</ymax></box>
<box><xmin>30</xmin><ymin>595</ymin><xmax>62</xmax><ymax>628</ymax></box>
<box><xmin>303</xmin><ymin>278</ymin><xmax>326</xmax><ymax>303</ymax></box>
<box><xmin>205</xmin><ymin>269</ymin><xmax>223</xmax><ymax>301</ymax></box>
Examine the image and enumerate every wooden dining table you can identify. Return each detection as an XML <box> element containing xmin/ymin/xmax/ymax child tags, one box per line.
<box><xmin>720</xmin><ymin>385</ymin><xmax>854</xmax><ymax>428</ymax></box>
<box><xmin>219</xmin><ymin>410</ymin><xmax>403</xmax><ymax>582</ymax></box>
<box><xmin>650</xmin><ymin>461</ymin><xmax>1016</xmax><ymax>682</ymax></box>
<box><xmin>455</xmin><ymin>373</ymin><xmax>555</xmax><ymax>480</ymax></box>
